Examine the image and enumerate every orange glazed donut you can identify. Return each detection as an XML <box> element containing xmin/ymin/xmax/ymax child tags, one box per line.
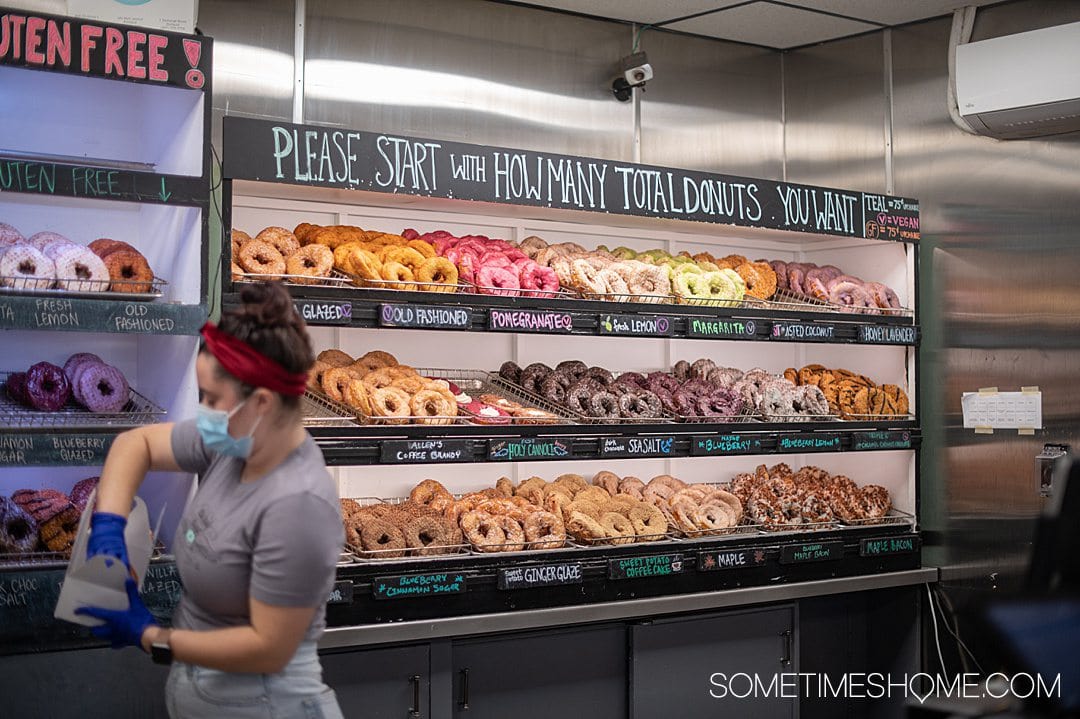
<box><xmin>103</xmin><ymin>249</ymin><xmax>154</xmax><ymax>293</ymax></box>
<box><xmin>285</xmin><ymin>244</ymin><xmax>333</xmax><ymax>284</ymax></box>
<box><xmin>316</xmin><ymin>349</ymin><xmax>354</xmax><ymax>367</ymax></box>
<box><xmin>238</xmin><ymin>240</ymin><xmax>285</xmax><ymax>279</ymax></box>
<box><xmin>409</xmin><ymin>389</ymin><xmax>456</xmax><ymax>425</ymax></box>
<box><xmin>321</xmin><ymin>367</ymin><xmax>359</xmax><ymax>403</ymax></box>
<box><xmin>370</xmin><ymin>387</ymin><xmax>411</xmax><ymax>424</ymax></box>
<box><xmin>734</xmin><ymin>262</ymin><xmax>777</xmax><ymax>300</ymax></box>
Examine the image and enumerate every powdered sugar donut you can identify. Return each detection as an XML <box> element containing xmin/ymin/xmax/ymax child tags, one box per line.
<box><xmin>78</xmin><ymin>363</ymin><xmax>130</xmax><ymax>413</ymax></box>
<box><xmin>0</xmin><ymin>244</ymin><xmax>55</xmax><ymax>289</ymax></box>
<box><xmin>475</xmin><ymin>265</ymin><xmax>520</xmax><ymax>296</ymax></box>
<box><xmin>0</xmin><ymin>223</ymin><xmax>24</xmax><ymax>247</ymax></box>
<box><xmin>52</xmin><ymin>245</ymin><xmax>110</xmax><ymax>291</ymax></box>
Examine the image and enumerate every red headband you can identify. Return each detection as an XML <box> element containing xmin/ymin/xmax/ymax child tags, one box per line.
<box><xmin>200</xmin><ymin>322</ymin><xmax>308</xmax><ymax>397</ymax></box>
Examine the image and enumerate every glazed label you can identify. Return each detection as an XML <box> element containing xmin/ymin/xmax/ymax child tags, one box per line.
<box><xmin>858</xmin><ymin>325</ymin><xmax>917</xmax><ymax>345</ymax></box>
<box><xmin>488</xmin><ymin>438</ymin><xmax>571</xmax><ymax>461</ymax></box>
<box><xmin>779</xmin><ymin>541</ymin><xmax>844</xmax><ymax>564</ymax></box>
<box><xmin>698</xmin><ymin>548</ymin><xmax>767</xmax><ymax>572</ymax></box>
<box><xmin>608</xmin><ymin>553</ymin><xmax>684</xmax><ymax>580</ymax></box>
<box><xmin>686</xmin><ymin>318</ymin><xmax>757</xmax><ymax>339</ymax></box>
<box><xmin>372</xmin><ymin>573</ymin><xmax>466</xmax><ymax>600</ymax></box>
<box><xmin>294</xmin><ymin>300</ymin><xmax>351</xmax><ymax>325</ymax></box>
<box><xmin>690</xmin><ymin>434</ymin><xmax>764</xmax><ymax>456</ymax></box>
<box><xmin>380</xmin><ymin>439</ymin><xmax>472</xmax><ymax>464</ymax></box>
<box><xmin>0</xmin><ymin>433</ymin><xmax>113</xmax><ymax>466</ymax></box>
<box><xmin>770</xmin><ymin>322</ymin><xmax>836</xmax><ymax>342</ymax></box>
<box><xmin>497</xmin><ymin>563</ymin><xmax>583</xmax><ymax>590</ymax></box>
<box><xmin>598</xmin><ymin>314</ymin><xmax>673</xmax><ymax>337</ymax></box>
<box><xmin>488</xmin><ymin>309</ymin><xmax>573</xmax><ymax>333</ymax></box>
<box><xmin>776</xmin><ymin>433</ymin><xmax>842</xmax><ymax>452</ymax></box>
<box><xmin>0</xmin><ymin>10</ymin><xmax>209</xmax><ymax>90</ymax></box>
<box><xmin>851</xmin><ymin>431</ymin><xmax>912</xmax><ymax>451</ymax></box>
<box><xmin>600</xmin><ymin>436</ymin><xmax>674</xmax><ymax>458</ymax></box>
<box><xmin>379</xmin><ymin>303</ymin><xmax>470</xmax><ymax>330</ymax></box>
<box><xmin>0</xmin><ymin>158</ymin><xmax>205</xmax><ymax>205</ymax></box>
<box><xmin>327</xmin><ymin>580</ymin><xmax>354</xmax><ymax>605</ymax></box>
<box><xmin>860</xmin><ymin>536</ymin><xmax>919</xmax><ymax>557</ymax></box>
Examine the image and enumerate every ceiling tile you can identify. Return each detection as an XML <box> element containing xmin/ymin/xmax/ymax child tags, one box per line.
<box><xmin>778</xmin><ymin>0</ymin><xmax>1005</xmax><ymax>26</ymax></box>
<box><xmin>515</xmin><ymin>0</ymin><xmax>749</xmax><ymax>26</ymax></box>
<box><xmin>667</xmin><ymin>2</ymin><xmax>879</xmax><ymax>49</ymax></box>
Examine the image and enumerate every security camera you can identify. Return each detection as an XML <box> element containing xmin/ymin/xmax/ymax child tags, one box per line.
<box><xmin>620</xmin><ymin>51</ymin><xmax>653</xmax><ymax>87</ymax></box>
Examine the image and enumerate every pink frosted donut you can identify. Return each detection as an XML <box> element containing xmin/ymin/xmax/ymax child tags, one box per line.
<box><xmin>431</xmin><ymin>236</ymin><xmax>456</xmax><ymax>255</ymax></box>
<box><xmin>27</xmin><ymin>231</ymin><xmax>70</xmax><ymax>251</ymax></box>
<box><xmin>520</xmin><ymin>264</ymin><xmax>559</xmax><ymax>294</ymax></box>
<box><xmin>479</xmin><ymin>252</ymin><xmax>512</xmax><ymax>269</ymax></box>
<box><xmin>504</xmin><ymin>248</ymin><xmax>528</xmax><ymax>262</ymax></box>
<box><xmin>401</xmin><ymin>228</ymin><xmax>420</xmax><ymax>240</ymax></box>
<box><xmin>0</xmin><ymin>244</ymin><xmax>55</xmax><ymax>289</ymax></box>
<box><xmin>0</xmin><ymin>223</ymin><xmax>24</xmax><ymax>246</ymax></box>
<box><xmin>486</xmin><ymin>239</ymin><xmax>514</xmax><ymax>251</ymax></box>
<box><xmin>78</xmin><ymin>363</ymin><xmax>129</xmax><ymax>413</ymax></box>
<box><xmin>476</xmin><ymin>265</ymin><xmax>521</xmax><ymax>296</ymax></box>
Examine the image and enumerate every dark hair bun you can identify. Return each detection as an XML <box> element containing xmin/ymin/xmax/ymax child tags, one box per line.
<box><xmin>236</xmin><ymin>281</ymin><xmax>302</xmax><ymax>331</ymax></box>
<box><xmin>218</xmin><ymin>281</ymin><xmax>315</xmax><ymax>377</ymax></box>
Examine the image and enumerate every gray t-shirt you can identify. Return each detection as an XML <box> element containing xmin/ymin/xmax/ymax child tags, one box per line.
<box><xmin>169</xmin><ymin>419</ymin><xmax>343</xmax><ymax>641</ymax></box>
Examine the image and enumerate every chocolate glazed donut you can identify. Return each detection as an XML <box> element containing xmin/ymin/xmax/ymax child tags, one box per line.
<box><xmin>540</xmin><ymin>372</ymin><xmax>573</xmax><ymax>403</ymax></box>
<box><xmin>566</xmin><ymin>378</ymin><xmax>599</xmax><ymax>414</ymax></box>
<box><xmin>587</xmin><ymin>391</ymin><xmax>619</xmax><ymax>418</ymax></box>
<box><xmin>519</xmin><ymin>363</ymin><xmax>552</xmax><ymax>393</ymax></box>
<box><xmin>555</xmin><ymin>360</ymin><xmax>588</xmax><ymax>379</ymax></box>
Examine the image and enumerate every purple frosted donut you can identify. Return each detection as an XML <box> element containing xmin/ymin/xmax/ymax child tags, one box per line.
<box><xmin>698</xmin><ymin>387</ymin><xmax>744</xmax><ymax>418</ymax></box>
<box><xmin>78</xmin><ymin>363</ymin><xmax>129</xmax><ymax>412</ymax></box>
<box><xmin>70</xmin><ymin>360</ymin><xmax>106</xmax><ymax>405</ymax></box>
<box><xmin>70</xmin><ymin>477</ymin><xmax>100</xmax><ymax>513</ymax></box>
<box><xmin>26</xmin><ymin>361</ymin><xmax>72</xmax><ymax>411</ymax></box>
<box><xmin>0</xmin><ymin>496</ymin><xmax>38</xmax><ymax>554</ymax></box>
<box><xmin>653</xmin><ymin>387</ymin><xmax>678</xmax><ymax>414</ymax></box>
<box><xmin>63</xmin><ymin>353</ymin><xmax>104</xmax><ymax>384</ymax></box>
<box><xmin>690</xmin><ymin>358</ymin><xmax>718</xmax><ymax>380</ymax></box>
<box><xmin>614</xmin><ymin>371</ymin><xmax>647</xmax><ymax>389</ymax></box>
<box><xmin>672</xmin><ymin>391</ymin><xmax>698</xmax><ymax>417</ymax></box>
<box><xmin>646</xmin><ymin>372</ymin><xmax>681</xmax><ymax>394</ymax></box>
<box><xmin>4</xmin><ymin>371</ymin><xmax>29</xmax><ymax>404</ymax></box>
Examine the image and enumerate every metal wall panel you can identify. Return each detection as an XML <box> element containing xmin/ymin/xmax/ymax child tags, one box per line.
<box><xmin>783</xmin><ymin>32</ymin><xmax>886</xmax><ymax>193</ymax></box>
<box><xmin>637</xmin><ymin>29</ymin><xmax>783</xmax><ymax>178</ymax></box>
<box><xmin>302</xmin><ymin>0</ymin><xmax>632</xmax><ymax>160</ymax></box>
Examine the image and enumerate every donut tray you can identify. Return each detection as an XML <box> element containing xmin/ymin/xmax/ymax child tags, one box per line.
<box><xmin>0</xmin><ymin>372</ymin><xmax>166</xmax><ymax>429</ymax></box>
<box><xmin>342</xmin><ymin>497</ymin><xmax>472</xmax><ymax>562</ymax></box>
<box><xmin>771</xmin><ymin>288</ymin><xmax>914</xmax><ymax>319</ymax></box>
<box><xmin>427</xmin><ymin>369</ymin><xmax>575</xmax><ymax>426</ymax></box>
<box><xmin>756</xmin><ymin>412</ymin><xmax>841</xmax><ymax>423</ymax></box>
<box><xmin>301</xmin><ymin>391</ymin><xmax>361</xmax><ymax>428</ymax></box>
<box><xmin>669</xmin><ymin>523</ymin><xmax>763</xmax><ymax>540</ymax></box>
<box><xmin>843</xmin><ymin>412</ymin><xmax>916</xmax><ymax>422</ymax></box>
<box><xmin>0</xmin><ymin>549</ymin><xmax>74</xmax><ymax>568</ymax></box>
<box><xmin>350</xmin><ymin>275</ymin><xmax>471</xmax><ymax>294</ymax></box>
<box><xmin>463</xmin><ymin>280</ymin><xmax>579</xmax><ymax>301</ymax></box>
<box><xmin>673</xmin><ymin>294</ymin><xmax>747</xmax><ymax>309</ymax></box>
<box><xmin>576</xmin><ymin>289</ymin><xmax>675</xmax><ymax>305</ymax></box>
<box><xmin>836</xmin><ymin>508</ymin><xmax>915</xmax><ymax>528</ymax></box>
<box><xmin>233</xmin><ymin>270</ymin><xmax>354</xmax><ymax>288</ymax></box>
<box><xmin>489</xmin><ymin>375</ymin><xmax>676</xmax><ymax>426</ymax></box>
<box><xmin>667</xmin><ymin>403</ymin><xmax>759</xmax><ymax>425</ymax></box>
<box><xmin>569</xmin><ymin>531</ymin><xmax>670</xmax><ymax>547</ymax></box>
<box><xmin>760</xmin><ymin>519</ymin><xmax>842</xmax><ymax>533</ymax></box>
<box><xmin>0</xmin><ymin>275</ymin><xmax>167</xmax><ymax>302</ymax></box>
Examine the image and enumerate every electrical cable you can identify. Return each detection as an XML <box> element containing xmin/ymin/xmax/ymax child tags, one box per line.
<box><xmin>927</xmin><ymin>583</ymin><xmax>948</xmax><ymax>676</ymax></box>
<box><xmin>933</xmin><ymin>585</ymin><xmax>985</xmax><ymax>674</ymax></box>
<box><xmin>206</xmin><ymin>143</ymin><xmax>224</xmax><ymax>318</ymax></box>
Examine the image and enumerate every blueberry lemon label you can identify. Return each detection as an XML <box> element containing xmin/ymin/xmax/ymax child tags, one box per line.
<box><xmin>777</xmin><ymin>433</ymin><xmax>842</xmax><ymax>452</ymax></box>
<box><xmin>488</xmin><ymin>438</ymin><xmax>571</xmax><ymax>461</ymax></box>
<box><xmin>598</xmin><ymin>314</ymin><xmax>673</xmax><ymax>337</ymax></box>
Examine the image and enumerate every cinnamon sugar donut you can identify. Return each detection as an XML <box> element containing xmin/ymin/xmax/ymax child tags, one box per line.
<box><xmin>592</xmin><ymin>471</ymin><xmax>621</xmax><ymax>496</ymax></box>
<box><xmin>316</xmin><ymin>349</ymin><xmax>354</xmax><ymax>368</ymax></box>
<box><xmin>461</xmin><ymin>510</ymin><xmax>506</xmax><ymax>552</ymax></box>
<box><xmin>285</xmin><ymin>244</ymin><xmax>333</xmax><ymax>284</ymax></box>
<box><xmin>359</xmin><ymin>519</ymin><xmax>406</xmax><ymax>557</ymax></box>
<box><xmin>599</xmin><ymin>512</ymin><xmax>636</xmax><ymax>545</ymax></box>
<box><xmin>237</xmin><ymin>241</ymin><xmax>285</xmax><ymax>279</ymax></box>
<box><xmin>566</xmin><ymin>511</ymin><xmax>605</xmax><ymax>542</ymax></box>
<box><xmin>231</xmin><ymin>229</ymin><xmax>251</xmax><ymax>258</ymax></box>
<box><xmin>524</xmin><ymin>511</ymin><xmax>566</xmax><ymax>549</ymax></box>
<box><xmin>403</xmin><ymin>515</ymin><xmax>457</xmax><ymax>556</ymax></box>
<box><xmin>321</xmin><ymin>367</ymin><xmax>360</xmax><ymax>403</ymax></box>
<box><xmin>256</xmin><ymin>226</ymin><xmax>300</xmax><ymax>258</ymax></box>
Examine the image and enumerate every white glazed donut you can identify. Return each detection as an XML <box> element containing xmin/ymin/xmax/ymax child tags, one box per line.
<box><xmin>27</xmin><ymin>231</ymin><xmax>70</xmax><ymax>252</ymax></box>
<box><xmin>0</xmin><ymin>244</ymin><xmax>56</xmax><ymax>289</ymax></box>
<box><xmin>52</xmin><ymin>245</ymin><xmax>110</xmax><ymax>291</ymax></box>
<box><xmin>0</xmin><ymin>223</ymin><xmax>24</xmax><ymax>247</ymax></box>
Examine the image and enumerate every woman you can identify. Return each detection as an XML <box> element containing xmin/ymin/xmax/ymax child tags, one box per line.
<box><xmin>76</xmin><ymin>282</ymin><xmax>345</xmax><ymax>718</ymax></box>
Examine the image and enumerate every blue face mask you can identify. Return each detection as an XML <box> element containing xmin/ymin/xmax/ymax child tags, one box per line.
<box><xmin>195</xmin><ymin>398</ymin><xmax>262</xmax><ymax>459</ymax></box>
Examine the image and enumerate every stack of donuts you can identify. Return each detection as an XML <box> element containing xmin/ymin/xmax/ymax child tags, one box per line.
<box><xmin>299</xmin><ymin>224</ymin><xmax>459</xmax><ymax>291</ymax></box>
<box><xmin>664</xmin><ymin>360</ymin><xmax>829</xmax><ymax>422</ymax></box>
<box><xmin>5</xmin><ymin>353</ymin><xmax>130</xmax><ymax>413</ymax></box>
<box><xmin>783</xmin><ymin>364</ymin><xmax>910</xmax><ymax>419</ymax></box>
<box><xmin>771</xmin><ymin>261</ymin><xmax>902</xmax><ymax>313</ymax></box>
<box><xmin>0</xmin><ymin>477</ymin><xmax>97</xmax><ymax>557</ymax></box>
<box><xmin>455</xmin><ymin>387</ymin><xmax>562</xmax><ymax>425</ymax></box>
<box><xmin>232</xmin><ymin>226</ymin><xmax>334</xmax><ymax>285</ymax></box>
<box><xmin>309</xmin><ymin>349</ymin><xmax>458</xmax><ymax>425</ymax></box>
<box><xmin>498</xmin><ymin>360</ymin><xmax>665</xmax><ymax>421</ymax></box>
<box><xmin>729</xmin><ymin>463</ymin><xmax>891</xmax><ymax>529</ymax></box>
<box><xmin>0</xmin><ymin>223</ymin><xmax>154</xmax><ymax>294</ymax></box>
<box><xmin>341</xmin><ymin>491</ymin><xmax>464</xmax><ymax>558</ymax></box>
<box><xmin>520</xmin><ymin>237</ymin><xmax>669</xmax><ymax>302</ymax></box>
<box><xmin>411</xmin><ymin>229</ymin><xmax>558</xmax><ymax>296</ymax></box>
<box><xmin>626</xmin><ymin>473</ymin><xmax>745</xmax><ymax>535</ymax></box>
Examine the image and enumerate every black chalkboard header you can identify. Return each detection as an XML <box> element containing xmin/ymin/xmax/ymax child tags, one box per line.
<box><xmin>221</xmin><ymin>117</ymin><xmax>920</xmax><ymax>242</ymax></box>
<box><xmin>0</xmin><ymin>7</ymin><xmax>211</xmax><ymax>91</ymax></box>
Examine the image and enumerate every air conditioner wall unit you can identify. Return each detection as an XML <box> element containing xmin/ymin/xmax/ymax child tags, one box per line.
<box><xmin>956</xmin><ymin>21</ymin><xmax>1080</xmax><ymax>140</ymax></box>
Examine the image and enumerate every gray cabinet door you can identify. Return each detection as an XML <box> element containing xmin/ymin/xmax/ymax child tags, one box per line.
<box><xmin>631</xmin><ymin>606</ymin><xmax>797</xmax><ymax>719</ymax></box>
<box><xmin>322</xmin><ymin>644</ymin><xmax>430</xmax><ymax>718</ymax></box>
<box><xmin>451</xmin><ymin>625</ymin><xmax>627</xmax><ymax>719</ymax></box>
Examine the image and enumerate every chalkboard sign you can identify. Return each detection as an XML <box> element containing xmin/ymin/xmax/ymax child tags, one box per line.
<box><xmin>488</xmin><ymin>309</ymin><xmax>573</xmax><ymax>333</ymax></box>
<box><xmin>776</xmin><ymin>433</ymin><xmax>842</xmax><ymax>453</ymax></box>
<box><xmin>379</xmin><ymin>303</ymin><xmax>471</xmax><ymax>330</ymax></box>
<box><xmin>779</xmin><ymin>541</ymin><xmax>845</xmax><ymax>564</ymax></box>
<box><xmin>608</xmin><ymin>553</ymin><xmax>684</xmax><ymax>580</ymax></box>
<box><xmin>599</xmin><ymin>436</ymin><xmax>675</xmax><ymax>458</ymax></box>
<box><xmin>0</xmin><ymin>157</ymin><xmax>207</xmax><ymax>206</ymax></box>
<box><xmin>222</xmin><ymin>117</ymin><xmax>920</xmax><ymax>242</ymax></box>
<box><xmin>380</xmin><ymin>439</ymin><xmax>473</xmax><ymax>464</ymax></box>
<box><xmin>294</xmin><ymin>299</ymin><xmax>352</xmax><ymax>325</ymax></box>
<box><xmin>860</xmin><ymin>536</ymin><xmax>919</xmax><ymax>557</ymax></box>
<box><xmin>327</xmin><ymin>580</ymin><xmax>354</xmax><ymax>605</ymax></box>
<box><xmin>497</xmin><ymin>562</ymin><xmax>583</xmax><ymax>590</ymax></box>
<box><xmin>862</xmin><ymin>194</ymin><xmax>921</xmax><ymax>242</ymax></box>
<box><xmin>488</xmin><ymin>437</ymin><xmax>571</xmax><ymax>461</ymax></box>
<box><xmin>598</xmin><ymin>314</ymin><xmax>673</xmax><ymax>337</ymax></box>
<box><xmin>770</xmin><ymin>322</ymin><xmax>837</xmax><ymax>342</ymax></box>
<box><xmin>690</xmin><ymin>434</ymin><xmax>764</xmax><ymax>456</ymax></box>
<box><xmin>698</xmin><ymin>548</ymin><xmax>768</xmax><ymax>572</ymax></box>
<box><xmin>686</xmin><ymin>318</ymin><xmax>758</xmax><ymax>340</ymax></box>
<box><xmin>0</xmin><ymin>432</ymin><xmax>114</xmax><ymax>466</ymax></box>
<box><xmin>0</xmin><ymin>567</ymin><xmax>67</xmax><ymax>648</ymax></box>
<box><xmin>0</xmin><ymin>296</ymin><xmax>206</xmax><ymax>335</ymax></box>
<box><xmin>372</xmin><ymin>572</ymin><xmax>466</xmax><ymax>600</ymax></box>
<box><xmin>851</xmin><ymin>431</ymin><xmax>913</xmax><ymax>452</ymax></box>
<box><xmin>0</xmin><ymin>9</ymin><xmax>212</xmax><ymax>91</ymax></box>
<box><xmin>141</xmin><ymin>561</ymin><xmax>183</xmax><ymax>624</ymax></box>
<box><xmin>857</xmin><ymin>324</ymin><xmax>918</xmax><ymax>345</ymax></box>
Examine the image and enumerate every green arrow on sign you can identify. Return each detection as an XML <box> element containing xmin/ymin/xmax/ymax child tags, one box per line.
<box><xmin>158</xmin><ymin>177</ymin><xmax>171</xmax><ymax>202</ymax></box>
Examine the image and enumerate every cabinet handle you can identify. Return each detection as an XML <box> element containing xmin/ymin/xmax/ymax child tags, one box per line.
<box><xmin>460</xmin><ymin>668</ymin><xmax>470</xmax><ymax>710</ymax></box>
<box><xmin>780</xmin><ymin>629</ymin><xmax>793</xmax><ymax>667</ymax></box>
<box><xmin>409</xmin><ymin>675</ymin><xmax>421</xmax><ymax>718</ymax></box>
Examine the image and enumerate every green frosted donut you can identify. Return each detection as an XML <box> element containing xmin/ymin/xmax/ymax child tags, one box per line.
<box><xmin>719</xmin><ymin>268</ymin><xmax>746</xmax><ymax>300</ymax></box>
<box><xmin>672</xmin><ymin>262</ymin><xmax>703</xmax><ymax>276</ymax></box>
<box><xmin>698</xmin><ymin>260</ymin><xmax>720</xmax><ymax>272</ymax></box>
<box><xmin>611</xmin><ymin>246</ymin><xmax>637</xmax><ymax>259</ymax></box>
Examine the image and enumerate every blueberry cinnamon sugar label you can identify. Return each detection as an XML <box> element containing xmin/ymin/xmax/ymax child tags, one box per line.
<box><xmin>372</xmin><ymin>572</ymin><xmax>466</xmax><ymax>600</ymax></box>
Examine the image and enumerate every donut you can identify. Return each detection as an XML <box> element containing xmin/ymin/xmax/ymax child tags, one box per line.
<box><xmin>618</xmin><ymin>391</ymin><xmax>663</xmax><ymax>419</ymax></box>
<box><xmin>735</xmin><ymin>262</ymin><xmax>778</xmax><ymax>300</ymax></box>
<box><xmin>583</xmin><ymin>391</ymin><xmax>617</xmax><ymax>419</ymax></box>
<box><xmin>519</xmin><ymin>264</ymin><xmax>559</xmax><ymax>296</ymax></box>
<box><xmin>63</xmin><ymin>353</ymin><xmax>103</xmax><ymax>383</ymax></box>
<box><xmin>494</xmin><ymin>477</ymin><xmax>515</xmax><ymax>498</ymax></box>
<box><xmin>0</xmin><ymin>496</ymin><xmax>38</xmax><ymax>554</ymax></box>
<box><xmin>416</xmin><ymin>257</ymin><xmax>458</xmax><ymax>289</ymax></box>
<box><xmin>317</xmin><ymin>349</ymin><xmax>354</xmax><ymax>368</ymax></box>
<box><xmin>44</xmin><ymin>245</ymin><xmax>107</xmax><ymax>291</ymax></box>
<box><xmin>0</xmin><ymin>244</ymin><xmax>55</xmax><ymax>290</ymax></box>
<box><xmin>25</xmin><ymin>362</ymin><xmax>71</xmax><ymax>411</ymax></box>
<box><xmin>77</xmin><ymin>363</ymin><xmax>130</xmax><ymax>412</ymax></box>
<box><xmin>341</xmin><ymin>378</ymin><xmax>372</xmax><ymax>414</ymax></box>
<box><xmin>379</xmin><ymin>261</ymin><xmax>416</xmax><ymax>291</ymax></box>
<box><xmin>285</xmin><ymin>244</ymin><xmax>333</xmax><ymax>285</ymax></box>
<box><xmin>648</xmin><ymin>474</ymin><xmax>686</xmax><ymax>492</ymax></box>
<box><xmin>0</xmin><ymin>223</ymin><xmax>24</xmax><ymax>247</ymax></box>
<box><xmin>523</xmin><ymin>511</ymin><xmax>565</xmax><ymax>549</ymax></box>
<box><xmin>756</xmin><ymin>381</ymin><xmax>797</xmax><ymax>421</ymax></box>
<box><xmin>617</xmin><ymin>476</ymin><xmax>646</xmax><ymax>500</ymax></box>
<box><xmin>98</xmin><ymin>248</ymin><xmax>153</xmax><ymax>293</ymax></box>
<box><xmin>859</xmin><ymin>485</ymin><xmax>892</xmax><ymax>518</ymax></box>
<box><xmin>370</xmin><ymin>387</ymin><xmax>411</xmax><ymax>424</ymax></box>
<box><xmin>359</xmin><ymin>518</ymin><xmax>406</xmax><ymax>558</ymax></box>
<box><xmin>592</xmin><ymin>471</ymin><xmax>621</xmax><ymax>496</ymax></box>
<box><xmin>354</xmin><ymin>350</ymin><xmax>397</xmax><ymax>372</ymax></box>
<box><xmin>518</xmin><ymin>363</ymin><xmax>552</xmax><ymax>393</ymax></box>
<box><xmin>383</xmin><ymin>247</ymin><xmax>427</xmax><ymax>273</ymax></box>
<box><xmin>403</xmin><ymin>515</ymin><xmax>457</xmax><ymax>556</ymax></box>
<box><xmin>566</xmin><ymin>511</ymin><xmax>606</xmax><ymax>542</ymax></box>
<box><xmin>475</xmin><ymin>265</ymin><xmax>520</xmax><ymax>296</ymax></box>
<box><xmin>255</xmin><ymin>226</ymin><xmax>300</xmax><ymax>258</ymax></box>
<box><xmin>344</xmin><ymin>248</ymin><xmax>383</xmax><ymax>280</ymax></box>
<box><xmin>461</xmin><ymin>510</ymin><xmax>506</xmax><ymax>552</ymax></box>
<box><xmin>88</xmin><ymin>238</ymin><xmax>137</xmax><ymax>258</ymax></box>
<box><xmin>409</xmin><ymin>389</ymin><xmax>457</xmax><ymax>425</ymax></box>
<box><xmin>498</xmin><ymin>361</ymin><xmax>522</xmax><ymax>383</ymax></box>
<box><xmin>539</xmin><ymin>373</ymin><xmax>571</xmax><ymax>403</ymax></box>
<box><xmin>233</xmin><ymin>240</ymin><xmax>282</xmax><ymax>280</ymax></box>
<box><xmin>628</xmin><ymin>264</ymin><xmax>671</xmax><ymax>299</ymax></box>
<box><xmin>391</xmin><ymin>375</ymin><xmax>427</xmax><ymax>394</ymax></box>
<box><xmin>628</xmin><ymin>504</ymin><xmax>667</xmax><ymax>540</ymax></box>
<box><xmin>793</xmin><ymin>385</ymin><xmax>830</xmax><ymax>417</ymax></box>
<box><xmin>599</xmin><ymin>512</ymin><xmax>635</xmax><ymax>545</ymax></box>
<box><xmin>322</xmin><ymin>367</ymin><xmax>359</xmax><ymax>402</ymax></box>
<box><xmin>564</xmin><ymin>379</ymin><xmax>597</xmax><ymax>414</ymax></box>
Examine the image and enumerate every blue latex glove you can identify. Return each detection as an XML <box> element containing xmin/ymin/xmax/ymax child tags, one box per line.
<box><xmin>74</xmin><ymin>578</ymin><xmax>157</xmax><ymax>650</ymax></box>
<box><xmin>87</xmin><ymin>511</ymin><xmax>130</xmax><ymax>569</ymax></box>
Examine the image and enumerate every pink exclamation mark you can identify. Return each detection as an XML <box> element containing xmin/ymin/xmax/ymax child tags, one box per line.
<box><xmin>182</xmin><ymin>38</ymin><xmax>204</xmax><ymax>89</ymax></box>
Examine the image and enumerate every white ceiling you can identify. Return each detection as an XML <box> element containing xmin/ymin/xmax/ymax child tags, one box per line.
<box><xmin>510</xmin><ymin>0</ymin><xmax>1007</xmax><ymax>49</ymax></box>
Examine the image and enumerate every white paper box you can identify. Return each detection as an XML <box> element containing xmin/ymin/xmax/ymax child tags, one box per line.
<box><xmin>67</xmin><ymin>0</ymin><xmax>198</xmax><ymax>34</ymax></box>
<box><xmin>54</xmin><ymin>490</ymin><xmax>154</xmax><ymax>627</ymax></box>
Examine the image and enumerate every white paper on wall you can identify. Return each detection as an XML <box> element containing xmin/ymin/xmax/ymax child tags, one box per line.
<box><xmin>961</xmin><ymin>390</ymin><xmax>1042</xmax><ymax>430</ymax></box>
<box><xmin>67</xmin><ymin>0</ymin><xmax>198</xmax><ymax>34</ymax></box>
